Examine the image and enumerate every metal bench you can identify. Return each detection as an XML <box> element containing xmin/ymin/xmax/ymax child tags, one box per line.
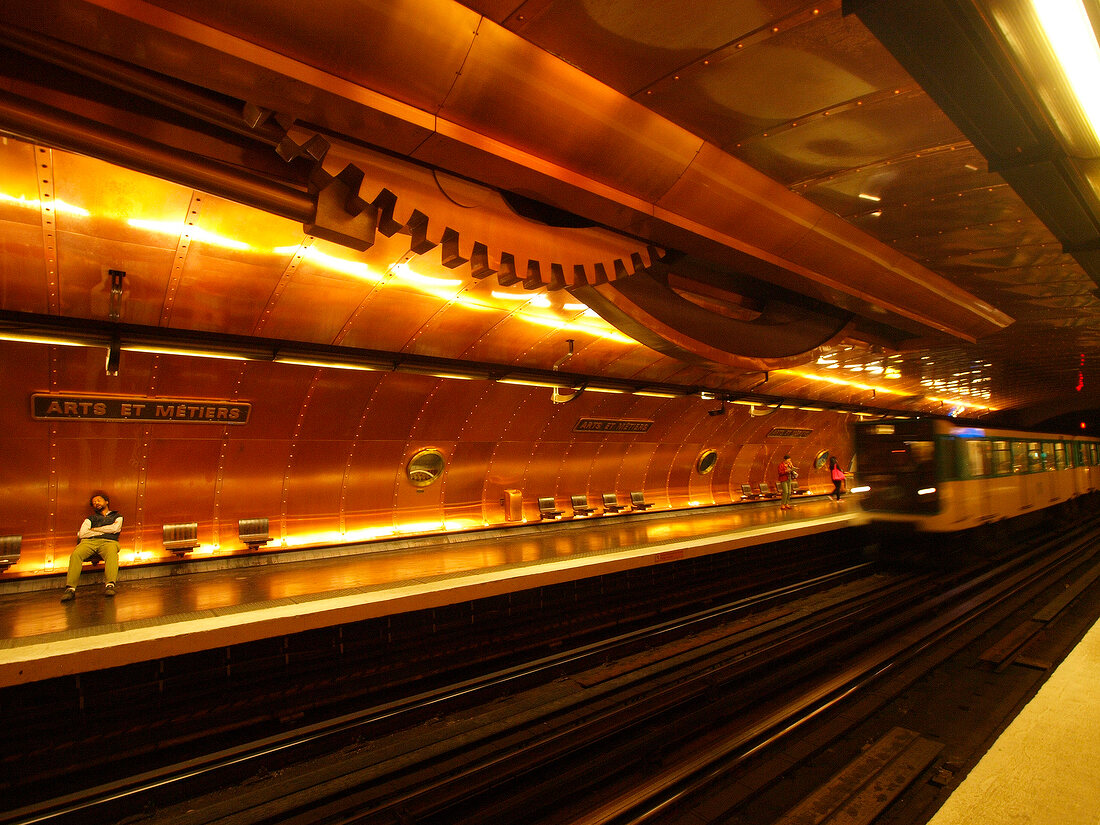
<box><xmin>758</xmin><ymin>482</ymin><xmax>779</xmax><ymax>498</ymax></box>
<box><xmin>630</xmin><ymin>491</ymin><xmax>654</xmax><ymax>510</ymax></box>
<box><xmin>740</xmin><ymin>484</ymin><xmax>760</xmax><ymax>500</ymax></box>
<box><xmin>162</xmin><ymin>522</ymin><xmax>200</xmax><ymax>556</ymax></box>
<box><xmin>601</xmin><ymin>493</ymin><xmax>629</xmax><ymax>513</ymax></box>
<box><xmin>238</xmin><ymin>517</ymin><xmax>271</xmax><ymax>550</ymax></box>
<box><xmin>0</xmin><ymin>535</ymin><xmax>21</xmax><ymax>572</ymax></box>
<box><xmin>537</xmin><ymin>497</ymin><xmax>565</xmax><ymax>520</ymax></box>
<box><xmin>570</xmin><ymin>494</ymin><xmax>597</xmax><ymax>517</ymax></box>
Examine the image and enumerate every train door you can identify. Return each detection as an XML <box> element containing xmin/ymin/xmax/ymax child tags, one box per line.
<box><xmin>1011</xmin><ymin>441</ymin><xmax>1029</xmax><ymax>515</ymax></box>
<box><xmin>964</xmin><ymin>439</ymin><xmax>994</xmax><ymax>524</ymax></box>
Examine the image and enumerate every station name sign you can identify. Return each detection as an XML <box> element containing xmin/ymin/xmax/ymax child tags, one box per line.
<box><xmin>574</xmin><ymin>418</ymin><xmax>654</xmax><ymax>433</ymax></box>
<box><xmin>31</xmin><ymin>394</ymin><xmax>251</xmax><ymax>424</ymax></box>
<box><xmin>766</xmin><ymin>427</ymin><xmax>812</xmax><ymax>438</ymax></box>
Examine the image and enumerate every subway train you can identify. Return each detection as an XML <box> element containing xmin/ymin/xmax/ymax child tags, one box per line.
<box><xmin>852</xmin><ymin>418</ymin><xmax>1100</xmax><ymax>533</ymax></box>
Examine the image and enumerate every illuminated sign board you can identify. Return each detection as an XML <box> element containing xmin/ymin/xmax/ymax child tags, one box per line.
<box><xmin>766</xmin><ymin>427</ymin><xmax>812</xmax><ymax>438</ymax></box>
<box><xmin>574</xmin><ymin>418</ymin><xmax>654</xmax><ymax>433</ymax></box>
<box><xmin>31</xmin><ymin>394</ymin><xmax>251</xmax><ymax>424</ymax></box>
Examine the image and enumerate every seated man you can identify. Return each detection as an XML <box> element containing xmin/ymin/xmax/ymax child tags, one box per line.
<box><xmin>60</xmin><ymin>492</ymin><xmax>123</xmax><ymax>602</ymax></box>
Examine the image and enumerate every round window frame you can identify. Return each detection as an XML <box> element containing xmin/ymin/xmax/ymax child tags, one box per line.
<box><xmin>813</xmin><ymin>449</ymin><xmax>830</xmax><ymax>470</ymax></box>
<box><xmin>696</xmin><ymin>448</ymin><xmax>719</xmax><ymax>476</ymax></box>
<box><xmin>406</xmin><ymin>448</ymin><xmax>446</xmax><ymax>488</ymax></box>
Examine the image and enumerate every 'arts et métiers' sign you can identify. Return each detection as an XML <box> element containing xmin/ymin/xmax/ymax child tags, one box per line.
<box><xmin>31</xmin><ymin>394</ymin><xmax>251</xmax><ymax>424</ymax></box>
<box><xmin>574</xmin><ymin>418</ymin><xmax>654</xmax><ymax>433</ymax></box>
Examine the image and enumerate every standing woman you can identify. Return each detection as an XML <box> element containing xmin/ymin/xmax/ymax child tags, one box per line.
<box><xmin>829</xmin><ymin>456</ymin><xmax>845</xmax><ymax>501</ymax></box>
<box><xmin>778</xmin><ymin>454</ymin><xmax>797</xmax><ymax>511</ymax></box>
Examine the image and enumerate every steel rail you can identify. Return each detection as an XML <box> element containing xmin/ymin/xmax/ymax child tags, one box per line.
<box><xmin>0</xmin><ymin>564</ymin><xmax>874</xmax><ymax>825</ymax></box>
<box><xmin>583</xmin><ymin>522</ymin><xmax>1100</xmax><ymax>825</ymax></box>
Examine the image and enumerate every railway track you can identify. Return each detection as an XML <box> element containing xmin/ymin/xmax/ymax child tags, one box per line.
<box><xmin>6</xmin><ymin>514</ymin><xmax>1100</xmax><ymax>825</ymax></box>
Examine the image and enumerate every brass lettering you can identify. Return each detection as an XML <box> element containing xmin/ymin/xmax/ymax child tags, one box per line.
<box><xmin>93</xmin><ymin>402</ymin><xmax>106</xmax><ymax>416</ymax></box>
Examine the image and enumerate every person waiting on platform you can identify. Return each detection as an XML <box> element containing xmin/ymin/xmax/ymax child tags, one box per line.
<box><xmin>778</xmin><ymin>455</ymin><xmax>797</xmax><ymax>511</ymax></box>
<box><xmin>828</xmin><ymin>456</ymin><xmax>846</xmax><ymax>501</ymax></box>
<box><xmin>60</xmin><ymin>492</ymin><xmax>122</xmax><ymax>602</ymax></box>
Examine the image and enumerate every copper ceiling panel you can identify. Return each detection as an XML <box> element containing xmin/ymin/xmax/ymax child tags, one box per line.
<box><xmin>732</xmin><ymin>93</ymin><xmax>965</xmax><ymax>186</ymax></box>
<box><xmin>799</xmin><ymin>144</ymin><xmax>1000</xmax><ymax>216</ymax></box>
<box><xmin>639</xmin><ymin>7</ymin><xmax>910</xmax><ymax>147</ymax></box>
<box><xmin>258</xmin><ymin>265</ymin><xmax>376</xmax><ymax>346</ymax></box>
<box><xmin>408</xmin><ymin>304</ymin><xmax>515</xmax><ymax>361</ymax></box>
<box><xmin>443</xmin><ymin>19</ymin><xmax>704</xmax><ymax>204</ymax></box>
<box><xmin>335</xmin><ymin>287</ymin><xmax>454</xmax><ymax>353</ymax></box>
<box><xmin>0</xmin><ymin>222</ymin><xmax>51</xmax><ymax>312</ymax></box>
<box><xmin>147</xmin><ymin>0</ymin><xmax>479</xmax><ymax>114</ymax></box>
<box><xmin>500</xmin><ymin>0</ymin><xmax>788</xmax><ymax>96</ymax></box>
<box><xmin>54</xmin><ymin>233</ymin><xmax>175</xmax><ymax>325</ymax></box>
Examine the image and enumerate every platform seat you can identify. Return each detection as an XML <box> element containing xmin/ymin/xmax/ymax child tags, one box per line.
<box><xmin>791</xmin><ymin>481</ymin><xmax>810</xmax><ymax>496</ymax></box>
<box><xmin>758</xmin><ymin>482</ymin><xmax>779</xmax><ymax>498</ymax></box>
<box><xmin>537</xmin><ymin>497</ymin><xmax>565</xmax><ymax>520</ymax></box>
<box><xmin>0</xmin><ymin>535</ymin><xmax>20</xmax><ymax>572</ymax></box>
<box><xmin>238</xmin><ymin>517</ymin><xmax>271</xmax><ymax>551</ymax></box>
<box><xmin>163</xmin><ymin>522</ymin><xmax>200</xmax><ymax>556</ymax></box>
<box><xmin>630</xmin><ymin>491</ymin><xmax>654</xmax><ymax>510</ymax></box>
<box><xmin>740</xmin><ymin>484</ymin><xmax>760</xmax><ymax>500</ymax></box>
<box><xmin>602</xmin><ymin>493</ymin><xmax>629</xmax><ymax>513</ymax></box>
<box><xmin>570</xmin><ymin>494</ymin><xmax>597</xmax><ymax>517</ymax></box>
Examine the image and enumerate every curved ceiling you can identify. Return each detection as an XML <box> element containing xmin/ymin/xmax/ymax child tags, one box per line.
<box><xmin>0</xmin><ymin>0</ymin><xmax>1097</xmax><ymax>425</ymax></box>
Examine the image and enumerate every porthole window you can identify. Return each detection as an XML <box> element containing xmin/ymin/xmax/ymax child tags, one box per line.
<box><xmin>696</xmin><ymin>449</ymin><xmax>719</xmax><ymax>475</ymax></box>
<box><xmin>406</xmin><ymin>448</ymin><xmax>445</xmax><ymax>487</ymax></box>
<box><xmin>813</xmin><ymin>450</ymin><xmax>830</xmax><ymax>470</ymax></box>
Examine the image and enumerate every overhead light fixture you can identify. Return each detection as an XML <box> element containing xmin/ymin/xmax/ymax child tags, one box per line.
<box><xmin>498</xmin><ymin>377</ymin><xmax>563</xmax><ymax>388</ymax></box>
<box><xmin>632</xmin><ymin>389</ymin><xmax>681</xmax><ymax>398</ymax></box>
<box><xmin>0</xmin><ymin>331</ymin><xmax>91</xmax><ymax>347</ymax></box>
<box><xmin>989</xmin><ymin>0</ymin><xmax>1100</xmax><ymax>155</ymax></box>
<box><xmin>585</xmin><ymin>385</ymin><xmax>628</xmax><ymax>394</ymax></box>
<box><xmin>273</xmin><ymin>356</ymin><xmax>382</xmax><ymax>371</ymax></box>
<box><xmin>858</xmin><ymin>193</ymin><xmax>882</xmax><ymax>202</ymax></box>
<box><xmin>1030</xmin><ymin>0</ymin><xmax>1100</xmax><ymax>147</ymax></box>
<box><xmin>123</xmin><ymin>345</ymin><xmax>255</xmax><ymax>361</ymax></box>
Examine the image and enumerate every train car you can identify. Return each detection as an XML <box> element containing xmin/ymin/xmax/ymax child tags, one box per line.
<box><xmin>853</xmin><ymin>418</ymin><xmax>1100</xmax><ymax>534</ymax></box>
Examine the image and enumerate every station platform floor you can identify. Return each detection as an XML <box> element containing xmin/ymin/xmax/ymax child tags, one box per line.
<box><xmin>0</xmin><ymin>494</ymin><xmax>861</xmax><ymax>688</ymax></box>
<box><xmin>927</xmin><ymin>615</ymin><xmax>1100</xmax><ymax>825</ymax></box>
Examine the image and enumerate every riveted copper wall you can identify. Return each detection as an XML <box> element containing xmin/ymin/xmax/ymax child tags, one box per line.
<box><xmin>0</xmin><ymin>340</ymin><xmax>855</xmax><ymax>577</ymax></box>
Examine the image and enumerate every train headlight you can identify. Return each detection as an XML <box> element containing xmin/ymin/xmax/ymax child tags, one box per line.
<box><xmin>917</xmin><ymin>487</ymin><xmax>937</xmax><ymax>496</ymax></box>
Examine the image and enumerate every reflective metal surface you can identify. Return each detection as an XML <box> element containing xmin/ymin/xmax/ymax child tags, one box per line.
<box><xmin>0</xmin><ymin>0</ymin><xmax>1097</xmax><ymax>577</ymax></box>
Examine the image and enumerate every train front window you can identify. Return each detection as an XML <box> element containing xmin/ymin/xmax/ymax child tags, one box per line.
<box><xmin>854</xmin><ymin>421</ymin><xmax>939</xmax><ymax>514</ymax></box>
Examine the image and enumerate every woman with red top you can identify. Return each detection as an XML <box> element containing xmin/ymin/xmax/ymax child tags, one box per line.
<box><xmin>829</xmin><ymin>456</ymin><xmax>846</xmax><ymax>501</ymax></box>
<box><xmin>778</xmin><ymin>455</ymin><xmax>797</xmax><ymax>510</ymax></box>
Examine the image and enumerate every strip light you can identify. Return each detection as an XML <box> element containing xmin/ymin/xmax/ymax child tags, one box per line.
<box><xmin>1031</xmin><ymin>0</ymin><xmax>1100</xmax><ymax>144</ymax></box>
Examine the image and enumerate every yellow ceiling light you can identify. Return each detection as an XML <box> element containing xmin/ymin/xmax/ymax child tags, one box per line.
<box><xmin>274</xmin><ymin>245</ymin><xmax>380</xmax><ymax>281</ymax></box>
<box><xmin>1031</xmin><ymin>0</ymin><xmax>1100</xmax><ymax>145</ymax></box>
<box><xmin>390</xmin><ymin>267</ymin><xmax>463</xmax><ymax>288</ymax></box>
<box><xmin>991</xmin><ymin>0</ymin><xmax>1100</xmax><ymax>156</ymax></box>
<box><xmin>273</xmin><ymin>356</ymin><xmax>383</xmax><ymax>371</ymax></box>
<box><xmin>0</xmin><ymin>192</ymin><xmax>90</xmax><ymax>217</ymax></box>
<box><xmin>776</xmin><ymin>369</ymin><xmax>909</xmax><ymax>395</ymax></box>
<box><xmin>0</xmin><ymin>331</ymin><xmax>89</xmax><ymax>347</ymax></box>
<box><xmin>128</xmin><ymin>219</ymin><xmax>250</xmax><ymax>250</ymax></box>
<box><xmin>122</xmin><ymin>344</ymin><xmax>254</xmax><ymax>361</ymax></box>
